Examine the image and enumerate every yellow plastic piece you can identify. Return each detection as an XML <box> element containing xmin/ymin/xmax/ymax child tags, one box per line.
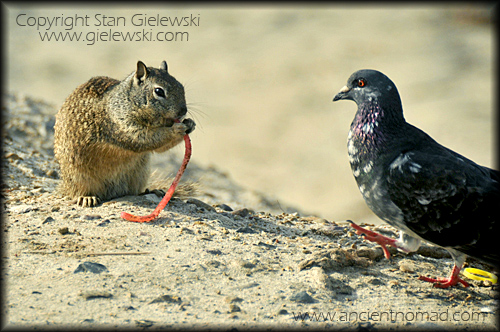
<box><xmin>463</xmin><ymin>268</ymin><xmax>497</xmax><ymax>284</ymax></box>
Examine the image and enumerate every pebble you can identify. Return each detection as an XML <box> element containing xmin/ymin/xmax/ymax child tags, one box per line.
<box><xmin>135</xmin><ymin>320</ymin><xmax>155</xmax><ymax>328</ymax></box>
<box><xmin>46</xmin><ymin>169</ymin><xmax>58</xmax><ymax>178</ymax></box>
<box><xmin>232</xmin><ymin>208</ymin><xmax>252</xmax><ymax>217</ymax></box>
<box><xmin>97</xmin><ymin>220</ymin><xmax>110</xmax><ymax>227</ymax></box>
<box><xmin>289</xmin><ymin>291</ymin><xmax>316</xmax><ymax>304</ymax></box>
<box><xmin>256</xmin><ymin>241</ymin><xmax>276</xmax><ymax>250</ymax></box>
<box><xmin>215</xmin><ymin>203</ymin><xmax>233</xmax><ymax>211</ymax></box>
<box><xmin>356</xmin><ymin>247</ymin><xmax>384</xmax><ymax>260</ymax></box>
<box><xmin>80</xmin><ymin>291</ymin><xmax>113</xmax><ymax>300</ymax></box>
<box><xmin>236</xmin><ymin>226</ymin><xmax>256</xmax><ymax>234</ymax></box>
<box><xmin>74</xmin><ymin>261</ymin><xmax>108</xmax><ymax>274</ymax></box>
<box><xmin>206</xmin><ymin>260</ymin><xmax>222</xmax><ymax>268</ymax></box>
<box><xmin>206</xmin><ymin>249</ymin><xmax>223</xmax><ymax>255</ymax></box>
<box><xmin>10</xmin><ymin>205</ymin><xmax>36</xmax><ymax>214</ymax></box>
<box><xmin>416</xmin><ymin>246</ymin><xmax>451</xmax><ymax>259</ymax></box>
<box><xmin>277</xmin><ymin>309</ymin><xmax>289</xmax><ymax>315</ymax></box>
<box><xmin>41</xmin><ymin>216</ymin><xmax>55</xmax><ymax>224</ymax></box>
<box><xmin>367</xmin><ymin>277</ymin><xmax>386</xmax><ymax>286</ymax></box>
<box><xmin>149</xmin><ymin>294</ymin><xmax>182</xmax><ymax>304</ymax></box>
<box><xmin>237</xmin><ymin>259</ymin><xmax>257</xmax><ymax>269</ymax></box>
<box><xmin>225</xmin><ymin>296</ymin><xmax>244</xmax><ymax>303</ymax></box>
<box><xmin>398</xmin><ymin>259</ymin><xmax>416</xmax><ymax>273</ymax></box>
<box><xmin>142</xmin><ymin>193</ymin><xmax>161</xmax><ymax>204</ymax></box>
<box><xmin>186</xmin><ymin>198</ymin><xmax>216</xmax><ymax>212</ymax></box>
<box><xmin>238</xmin><ymin>282</ymin><xmax>259</xmax><ymax>290</ymax></box>
<box><xmin>58</xmin><ymin>227</ymin><xmax>69</xmax><ymax>235</ymax></box>
<box><xmin>81</xmin><ymin>215</ymin><xmax>102</xmax><ymax>221</ymax></box>
<box><xmin>228</xmin><ymin>304</ymin><xmax>241</xmax><ymax>313</ymax></box>
<box><xmin>124</xmin><ymin>306</ymin><xmax>137</xmax><ymax>311</ymax></box>
<box><xmin>5</xmin><ymin>152</ymin><xmax>23</xmax><ymax>161</ymax></box>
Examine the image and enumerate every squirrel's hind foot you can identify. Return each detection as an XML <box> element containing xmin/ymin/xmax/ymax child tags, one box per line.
<box><xmin>77</xmin><ymin>196</ymin><xmax>101</xmax><ymax>207</ymax></box>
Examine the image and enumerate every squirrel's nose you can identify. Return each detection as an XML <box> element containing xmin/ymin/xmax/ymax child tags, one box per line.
<box><xmin>179</xmin><ymin>105</ymin><xmax>188</xmax><ymax>117</ymax></box>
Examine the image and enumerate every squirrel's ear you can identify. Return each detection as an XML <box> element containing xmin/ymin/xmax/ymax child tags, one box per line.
<box><xmin>160</xmin><ymin>61</ymin><xmax>168</xmax><ymax>72</ymax></box>
<box><xmin>135</xmin><ymin>61</ymin><xmax>149</xmax><ymax>84</ymax></box>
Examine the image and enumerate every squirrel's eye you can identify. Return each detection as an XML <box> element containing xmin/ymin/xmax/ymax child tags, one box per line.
<box><xmin>154</xmin><ymin>87</ymin><xmax>166</xmax><ymax>98</ymax></box>
<box><xmin>357</xmin><ymin>79</ymin><xmax>366</xmax><ymax>88</ymax></box>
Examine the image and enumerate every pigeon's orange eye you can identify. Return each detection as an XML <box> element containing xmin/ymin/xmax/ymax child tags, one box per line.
<box><xmin>357</xmin><ymin>79</ymin><xmax>366</xmax><ymax>87</ymax></box>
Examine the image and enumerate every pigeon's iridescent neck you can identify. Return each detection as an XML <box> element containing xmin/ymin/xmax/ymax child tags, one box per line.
<box><xmin>352</xmin><ymin>103</ymin><xmax>384</xmax><ymax>135</ymax></box>
<box><xmin>348</xmin><ymin>103</ymin><xmax>386</xmax><ymax>157</ymax></box>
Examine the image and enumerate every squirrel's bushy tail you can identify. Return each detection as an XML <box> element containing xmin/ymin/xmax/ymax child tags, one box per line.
<box><xmin>148</xmin><ymin>169</ymin><xmax>197</xmax><ymax>199</ymax></box>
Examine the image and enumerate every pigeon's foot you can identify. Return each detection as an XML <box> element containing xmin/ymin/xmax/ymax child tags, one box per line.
<box><xmin>350</xmin><ymin>222</ymin><xmax>398</xmax><ymax>259</ymax></box>
<box><xmin>418</xmin><ymin>265</ymin><xmax>469</xmax><ymax>288</ymax></box>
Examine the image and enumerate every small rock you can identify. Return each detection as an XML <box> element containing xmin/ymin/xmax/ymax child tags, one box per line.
<box><xmin>367</xmin><ymin>277</ymin><xmax>386</xmax><ymax>286</ymax></box>
<box><xmin>290</xmin><ymin>291</ymin><xmax>316</xmax><ymax>303</ymax></box>
<box><xmin>399</xmin><ymin>260</ymin><xmax>416</xmax><ymax>273</ymax></box>
<box><xmin>237</xmin><ymin>259</ymin><xmax>257</xmax><ymax>269</ymax></box>
<box><xmin>232</xmin><ymin>208</ymin><xmax>251</xmax><ymax>217</ymax></box>
<box><xmin>256</xmin><ymin>241</ymin><xmax>276</xmax><ymax>249</ymax></box>
<box><xmin>416</xmin><ymin>246</ymin><xmax>451</xmax><ymax>259</ymax></box>
<box><xmin>215</xmin><ymin>204</ymin><xmax>233</xmax><ymax>211</ymax></box>
<box><xmin>81</xmin><ymin>214</ymin><xmax>101</xmax><ymax>221</ymax></box>
<box><xmin>10</xmin><ymin>205</ymin><xmax>36</xmax><ymax>214</ymax></box>
<box><xmin>74</xmin><ymin>262</ymin><xmax>108</xmax><ymax>274</ymax></box>
<box><xmin>225</xmin><ymin>296</ymin><xmax>244</xmax><ymax>303</ymax></box>
<box><xmin>58</xmin><ymin>227</ymin><xmax>69</xmax><ymax>235</ymax></box>
<box><xmin>186</xmin><ymin>198</ymin><xmax>216</xmax><ymax>212</ymax></box>
<box><xmin>206</xmin><ymin>260</ymin><xmax>222</xmax><ymax>268</ymax></box>
<box><xmin>80</xmin><ymin>291</ymin><xmax>113</xmax><ymax>300</ymax></box>
<box><xmin>124</xmin><ymin>306</ymin><xmax>137</xmax><ymax>311</ymax></box>
<box><xmin>31</xmin><ymin>187</ymin><xmax>46</xmax><ymax>194</ymax></box>
<box><xmin>206</xmin><ymin>249</ymin><xmax>223</xmax><ymax>255</ymax></box>
<box><xmin>239</xmin><ymin>282</ymin><xmax>260</xmax><ymax>290</ymax></box>
<box><xmin>149</xmin><ymin>294</ymin><xmax>182</xmax><ymax>304</ymax></box>
<box><xmin>97</xmin><ymin>220</ymin><xmax>110</xmax><ymax>227</ymax></box>
<box><xmin>324</xmin><ymin>277</ymin><xmax>354</xmax><ymax>295</ymax></box>
<box><xmin>135</xmin><ymin>320</ymin><xmax>155</xmax><ymax>328</ymax></box>
<box><xmin>236</xmin><ymin>226</ymin><xmax>256</xmax><ymax>234</ymax></box>
<box><xmin>228</xmin><ymin>304</ymin><xmax>241</xmax><ymax>313</ymax></box>
<box><xmin>5</xmin><ymin>152</ymin><xmax>23</xmax><ymax>161</ymax></box>
<box><xmin>277</xmin><ymin>309</ymin><xmax>289</xmax><ymax>315</ymax></box>
<box><xmin>179</xmin><ymin>227</ymin><xmax>195</xmax><ymax>235</ymax></box>
<box><xmin>142</xmin><ymin>193</ymin><xmax>161</xmax><ymax>204</ymax></box>
<box><xmin>46</xmin><ymin>169</ymin><xmax>58</xmax><ymax>178</ymax></box>
<box><xmin>41</xmin><ymin>216</ymin><xmax>55</xmax><ymax>224</ymax></box>
<box><xmin>356</xmin><ymin>247</ymin><xmax>384</xmax><ymax>260</ymax></box>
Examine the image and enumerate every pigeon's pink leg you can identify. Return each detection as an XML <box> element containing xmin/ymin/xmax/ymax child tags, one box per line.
<box><xmin>418</xmin><ymin>265</ymin><xmax>469</xmax><ymax>288</ymax></box>
<box><xmin>350</xmin><ymin>222</ymin><xmax>399</xmax><ymax>259</ymax></box>
<box><xmin>350</xmin><ymin>222</ymin><xmax>469</xmax><ymax>288</ymax></box>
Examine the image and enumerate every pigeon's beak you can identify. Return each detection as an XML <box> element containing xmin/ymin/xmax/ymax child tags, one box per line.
<box><xmin>333</xmin><ymin>85</ymin><xmax>351</xmax><ymax>102</ymax></box>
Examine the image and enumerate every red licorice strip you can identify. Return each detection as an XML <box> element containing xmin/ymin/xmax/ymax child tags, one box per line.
<box><xmin>121</xmin><ymin>128</ymin><xmax>192</xmax><ymax>223</ymax></box>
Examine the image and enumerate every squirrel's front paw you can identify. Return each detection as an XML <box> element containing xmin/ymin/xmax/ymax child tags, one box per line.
<box><xmin>182</xmin><ymin>118</ymin><xmax>196</xmax><ymax>134</ymax></box>
<box><xmin>173</xmin><ymin>119</ymin><xmax>195</xmax><ymax>136</ymax></box>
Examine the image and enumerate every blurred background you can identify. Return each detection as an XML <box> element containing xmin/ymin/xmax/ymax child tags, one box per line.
<box><xmin>5</xmin><ymin>4</ymin><xmax>495</xmax><ymax>224</ymax></box>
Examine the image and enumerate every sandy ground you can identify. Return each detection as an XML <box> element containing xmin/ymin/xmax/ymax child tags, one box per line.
<box><xmin>2</xmin><ymin>3</ymin><xmax>498</xmax><ymax>330</ymax></box>
<box><xmin>2</xmin><ymin>93</ymin><xmax>498</xmax><ymax>329</ymax></box>
<box><xmin>4</xmin><ymin>4</ymin><xmax>495</xmax><ymax>223</ymax></box>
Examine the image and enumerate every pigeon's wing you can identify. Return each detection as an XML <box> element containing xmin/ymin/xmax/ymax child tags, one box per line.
<box><xmin>385</xmin><ymin>147</ymin><xmax>499</xmax><ymax>265</ymax></box>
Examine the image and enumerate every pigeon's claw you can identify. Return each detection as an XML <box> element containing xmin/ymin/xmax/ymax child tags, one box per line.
<box><xmin>350</xmin><ymin>222</ymin><xmax>397</xmax><ymax>259</ymax></box>
<box><xmin>418</xmin><ymin>265</ymin><xmax>469</xmax><ymax>288</ymax></box>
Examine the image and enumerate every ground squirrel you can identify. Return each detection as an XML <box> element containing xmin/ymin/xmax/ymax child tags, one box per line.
<box><xmin>54</xmin><ymin>60</ymin><xmax>195</xmax><ymax>207</ymax></box>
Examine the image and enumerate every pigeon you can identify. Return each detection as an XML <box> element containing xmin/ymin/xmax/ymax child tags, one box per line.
<box><xmin>332</xmin><ymin>69</ymin><xmax>499</xmax><ymax>288</ymax></box>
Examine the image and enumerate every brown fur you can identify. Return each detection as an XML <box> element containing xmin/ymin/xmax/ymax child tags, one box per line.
<box><xmin>54</xmin><ymin>61</ymin><xmax>195</xmax><ymax>206</ymax></box>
